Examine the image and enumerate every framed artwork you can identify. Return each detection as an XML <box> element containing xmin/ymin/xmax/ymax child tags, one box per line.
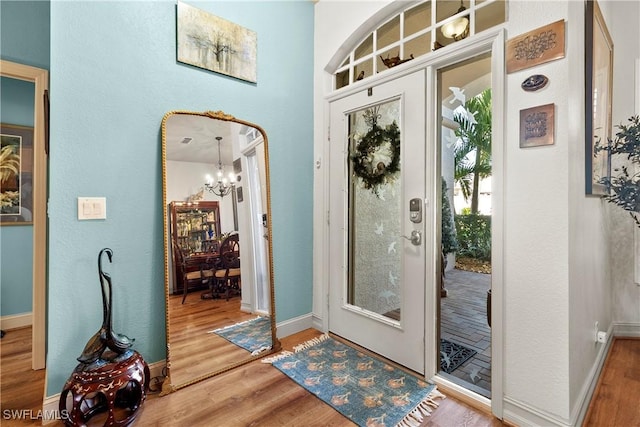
<box><xmin>177</xmin><ymin>1</ymin><xmax>257</xmax><ymax>83</ymax></box>
<box><xmin>585</xmin><ymin>0</ymin><xmax>613</xmax><ymax>196</ymax></box>
<box><xmin>1</xmin><ymin>124</ymin><xmax>34</xmax><ymax>224</ymax></box>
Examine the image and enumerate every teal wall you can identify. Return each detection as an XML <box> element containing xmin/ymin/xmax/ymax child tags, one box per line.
<box><xmin>0</xmin><ymin>0</ymin><xmax>50</xmax><ymax>69</ymax></box>
<box><xmin>47</xmin><ymin>1</ymin><xmax>314</xmax><ymax>395</ymax></box>
<box><xmin>0</xmin><ymin>1</ymin><xmax>50</xmax><ymax>317</ymax></box>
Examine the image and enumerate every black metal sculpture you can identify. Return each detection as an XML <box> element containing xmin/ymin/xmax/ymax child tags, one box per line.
<box><xmin>77</xmin><ymin>248</ymin><xmax>134</xmax><ymax>364</ymax></box>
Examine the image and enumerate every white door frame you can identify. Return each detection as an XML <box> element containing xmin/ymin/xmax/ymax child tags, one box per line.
<box><xmin>0</xmin><ymin>60</ymin><xmax>49</xmax><ymax>370</ymax></box>
<box><xmin>318</xmin><ymin>29</ymin><xmax>505</xmax><ymax>418</ymax></box>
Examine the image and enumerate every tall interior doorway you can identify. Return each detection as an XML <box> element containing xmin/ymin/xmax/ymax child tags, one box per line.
<box><xmin>437</xmin><ymin>54</ymin><xmax>493</xmax><ymax>398</ymax></box>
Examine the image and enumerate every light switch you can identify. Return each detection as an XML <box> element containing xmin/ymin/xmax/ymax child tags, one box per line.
<box><xmin>78</xmin><ymin>197</ymin><xmax>106</xmax><ymax>220</ymax></box>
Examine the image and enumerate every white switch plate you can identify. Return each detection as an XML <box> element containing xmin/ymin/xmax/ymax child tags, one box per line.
<box><xmin>78</xmin><ymin>197</ymin><xmax>106</xmax><ymax>220</ymax></box>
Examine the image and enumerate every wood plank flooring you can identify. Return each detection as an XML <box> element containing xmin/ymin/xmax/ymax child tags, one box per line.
<box><xmin>0</xmin><ymin>327</ymin><xmax>45</xmax><ymax>426</ymax></box>
<box><xmin>137</xmin><ymin>328</ymin><xmax>503</xmax><ymax>427</ymax></box>
<box><xmin>4</xmin><ymin>326</ymin><xmax>638</xmax><ymax>425</ymax></box>
<box><xmin>583</xmin><ymin>338</ymin><xmax>640</xmax><ymax>427</ymax></box>
<box><xmin>167</xmin><ymin>294</ymin><xmax>259</xmax><ymax>387</ymax></box>
<box><xmin>1</xmin><ymin>326</ymin><xmax>501</xmax><ymax>426</ymax></box>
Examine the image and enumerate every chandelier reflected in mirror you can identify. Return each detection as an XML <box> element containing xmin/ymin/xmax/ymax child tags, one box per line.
<box><xmin>205</xmin><ymin>136</ymin><xmax>236</xmax><ymax>198</ymax></box>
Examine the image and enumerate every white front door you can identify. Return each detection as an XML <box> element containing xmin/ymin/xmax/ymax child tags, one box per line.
<box><xmin>328</xmin><ymin>70</ymin><xmax>427</xmax><ymax>374</ymax></box>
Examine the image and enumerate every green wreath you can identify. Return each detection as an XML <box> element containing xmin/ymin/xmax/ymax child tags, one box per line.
<box><xmin>351</xmin><ymin>110</ymin><xmax>401</xmax><ymax>193</ymax></box>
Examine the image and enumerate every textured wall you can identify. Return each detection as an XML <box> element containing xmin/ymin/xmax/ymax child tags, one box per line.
<box><xmin>605</xmin><ymin>0</ymin><xmax>640</xmax><ymax>328</ymax></box>
<box><xmin>48</xmin><ymin>0</ymin><xmax>313</xmax><ymax>396</ymax></box>
<box><xmin>313</xmin><ymin>0</ymin><xmax>635</xmax><ymax>424</ymax></box>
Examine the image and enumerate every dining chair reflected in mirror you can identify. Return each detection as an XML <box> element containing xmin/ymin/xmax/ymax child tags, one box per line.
<box><xmin>212</xmin><ymin>233</ymin><xmax>241</xmax><ymax>301</ymax></box>
<box><xmin>172</xmin><ymin>241</ymin><xmax>215</xmax><ymax>304</ymax></box>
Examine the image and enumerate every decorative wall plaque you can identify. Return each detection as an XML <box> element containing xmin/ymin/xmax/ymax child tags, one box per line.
<box><xmin>521</xmin><ymin>74</ymin><xmax>549</xmax><ymax>92</ymax></box>
<box><xmin>507</xmin><ymin>20</ymin><xmax>565</xmax><ymax>74</ymax></box>
<box><xmin>519</xmin><ymin>103</ymin><xmax>555</xmax><ymax>148</ymax></box>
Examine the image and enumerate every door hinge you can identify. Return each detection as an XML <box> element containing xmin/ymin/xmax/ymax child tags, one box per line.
<box><xmin>326</xmin><ymin>210</ymin><xmax>330</xmax><ymax>226</ymax></box>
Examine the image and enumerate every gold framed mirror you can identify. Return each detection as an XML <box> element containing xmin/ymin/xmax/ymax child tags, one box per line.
<box><xmin>160</xmin><ymin>110</ymin><xmax>280</xmax><ymax>394</ymax></box>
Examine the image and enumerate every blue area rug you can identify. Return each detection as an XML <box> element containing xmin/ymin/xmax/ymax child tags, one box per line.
<box><xmin>264</xmin><ymin>335</ymin><xmax>445</xmax><ymax>427</ymax></box>
<box><xmin>209</xmin><ymin>316</ymin><xmax>272</xmax><ymax>355</ymax></box>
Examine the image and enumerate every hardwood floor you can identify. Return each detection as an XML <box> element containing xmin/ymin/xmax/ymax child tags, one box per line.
<box><xmin>2</xmin><ymin>326</ymin><xmax>502</xmax><ymax>426</ymax></box>
<box><xmin>0</xmin><ymin>327</ymin><xmax>45</xmax><ymax>426</ymax></box>
<box><xmin>2</xmin><ymin>320</ymin><xmax>638</xmax><ymax>426</ymax></box>
<box><xmin>10</xmin><ymin>322</ymin><xmax>637</xmax><ymax>425</ymax></box>
<box><xmin>167</xmin><ymin>293</ymin><xmax>259</xmax><ymax>386</ymax></box>
<box><xmin>583</xmin><ymin>338</ymin><xmax>640</xmax><ymax>427</ymax></box>
<box><xmin>131</xmin><ymin>328</ymin><xmax>503</xmax><ymax>427</ymax></box>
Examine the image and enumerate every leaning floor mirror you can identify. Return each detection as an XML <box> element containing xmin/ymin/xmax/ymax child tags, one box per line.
<box><xmin>160</xmin><ymin>110</ymin><xmax>280</xmax><ymax>394</ymax></box>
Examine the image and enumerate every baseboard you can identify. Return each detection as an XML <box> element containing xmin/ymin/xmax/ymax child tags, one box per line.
<box><xmin>42</xmin><ymin>359</ymin><xmax>166</xmax><ymax>425</ymax></box>
<box><xmin>571</xmin><ymin>323</ymin><xmax>614</xmax><ymax>427</ymax></box>
<box><xmin>275</xmin><ymin>313</ymin><xmax>314</xmax><ymax>339</ymax></box>
<box><xmin>503</xmin><ymin>397</ymin><xmax>572</xmax><ymax>427</ymax></box>
<box><xmin>240</xmin><ymin>301</ymin><xmax>252</xmax><ymax>313</ymax></box>
<box><xmin>0</xmin><ymin>312</ymin><xmax>32</xmax><ymax>330</ymax></box>
<box><xmin>613</xmin><ymin>321</ymin><xmax>640</xmax><ymax>337</ymax></box>
<box><xmin>311</xmin><ymin>313</ymin><xmax>324</xmax><ymax>332</ymax></box>
<box><xmin>503</xmin><ymin>323</ymin><xmax>615</xmax><ymax>427</ymax></box>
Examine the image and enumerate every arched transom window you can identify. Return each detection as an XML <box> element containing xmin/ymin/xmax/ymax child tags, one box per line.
<box><xmin>334</xmin><ymin>0</ymin><xmax>506</xmax><ymax>90</ymax></box>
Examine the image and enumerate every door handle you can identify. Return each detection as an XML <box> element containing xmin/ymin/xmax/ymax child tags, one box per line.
<box><xmin>402</xmin><ymin>230</ymin><xmax>422</xmax><ymax>246</ymax></box>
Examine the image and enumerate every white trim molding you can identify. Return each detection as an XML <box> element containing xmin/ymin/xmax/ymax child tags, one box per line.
<box><xmin>613</xmin><ymin>321</ymin><xmax>640</xmax><ymax>337</ymax></box>
<box><xmin>0</xmin><ymin>60</ymin><xmax>49</xmax><ymax>371</ymax></box>
<box><xmin>275</xmin><ymin>313</ymin><xmax>315</xmax><ymax>339</ymax></box>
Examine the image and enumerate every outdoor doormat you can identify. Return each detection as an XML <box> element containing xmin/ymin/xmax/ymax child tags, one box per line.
<box><xmin>209</xmin><ymin>316</ymin><xmax>272</xmax><ymax>355</ymax></box>
<box><xmin>263</xmin><ymin>335</ymin><xmax>445</xmax><ymax>427</ymax></box>
<box><xmin>440</xmin><ymin>339</ymin><xmax>477</xmax><ymax>374</ymax></box>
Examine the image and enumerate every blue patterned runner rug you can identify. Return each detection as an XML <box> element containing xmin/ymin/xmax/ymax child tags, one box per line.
<box><xmin>263</xmin><ymin>335</ymin><xmax>445</xmax><ymax>427</ymax></box>
<box><xmin>209</xmin><ymin>316</ymin><xmax>272</xmax><ymax>355</ymax></box>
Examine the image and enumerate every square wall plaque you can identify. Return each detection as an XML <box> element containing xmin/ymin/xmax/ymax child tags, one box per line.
<box><xmin>519</xmin><ymin>103</ymin><xmax>555</xmax><ymax>148</ymax></box>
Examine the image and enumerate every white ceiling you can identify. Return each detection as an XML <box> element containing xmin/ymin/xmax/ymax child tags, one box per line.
<box><xmin>165</xmin><ymin>113</ymin><xmax>259</xmax><ymax>164</ymax></box>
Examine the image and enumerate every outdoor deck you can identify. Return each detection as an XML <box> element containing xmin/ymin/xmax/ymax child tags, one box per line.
<box><xmin>440</xmin><ymin>268</ymin><xmax>492</xmax><ymax>397</ymax></box>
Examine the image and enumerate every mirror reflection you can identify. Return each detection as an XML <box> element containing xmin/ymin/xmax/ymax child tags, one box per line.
<box><xmin>161</xmin><ymin>111</ymin><xmax>279</xmax><ymax>393</ymax></box>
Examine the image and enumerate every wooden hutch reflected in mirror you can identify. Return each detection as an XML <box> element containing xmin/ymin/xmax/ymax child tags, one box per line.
<box><xmin>169</xmin><ymin>201</ymin><xmax>220</xmax><ymax>295</ymax></box>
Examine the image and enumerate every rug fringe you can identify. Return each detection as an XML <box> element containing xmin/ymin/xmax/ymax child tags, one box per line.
<box><xmin>394</xmin><ymin>387</ymin><xmax>446</xmax><ymax>427</ymax></box>
<box><xmin>207</xmin><ymin>315</ymin><xmax>263</xmax><ymax>334</ymax></box>
<box><xmin>261</xmin><ymin>350</ymin><xmax>293</xmax><ymax>363</ymax></box>
<box><xmin>261</xmin><ymin>334</ymin><xmax>330</xmax><ymax>363</ymax></box>
<box><xmin>251</xmin><ymin>345</ymin><xmax>272</xmax><ymax>356</ymax></box>
<box><xmin>292</xmin><ymin>333</ymin><xmax>331</xmax><ymax>353</ymax></box>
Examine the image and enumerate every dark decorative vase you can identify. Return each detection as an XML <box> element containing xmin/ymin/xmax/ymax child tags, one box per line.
<box><xmin>60</xmin><ymin>248</ymin><xmax>149</xmax><ymax>427</ymax></box>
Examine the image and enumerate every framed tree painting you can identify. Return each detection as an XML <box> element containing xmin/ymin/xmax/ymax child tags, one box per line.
<box><xmin>176</xmin><ymin>1</ymin><xmax>257</xmax><ymax>83</ymax></box>
<box><xmin>1</xmin><ymin>124</ymin><xmax>34</xmax><ymax>224</ymax></box>
<box><xmin>585</xmin><ymin>0</ymin><xmax>613</xmax><ymax>196</ymax></box>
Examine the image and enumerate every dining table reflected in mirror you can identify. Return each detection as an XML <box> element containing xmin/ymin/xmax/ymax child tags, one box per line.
<box><xmin>161</xmin><ymin>111</ymin><xmax>279</xmax><ymax>393</ymax></box>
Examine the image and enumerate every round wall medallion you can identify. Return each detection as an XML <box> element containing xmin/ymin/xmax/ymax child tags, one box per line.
<box><xmin>521</xmin><ymin>74</ymin><xmax>549</xmax><ymax>92</ymax></box>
